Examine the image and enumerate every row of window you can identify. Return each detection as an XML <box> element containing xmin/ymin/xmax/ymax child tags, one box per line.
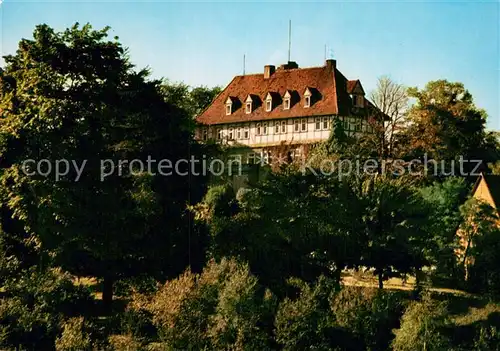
<box><xmin>227</xmin><ymin>149</ymin><xmax>302</xmax><ymax>165</ymax></box>
<box><xmin>201</xmin><ymin>117</ymin><xmax>370</xmax><ymax>141</ymax></box>
<box><xmin>227</xmin><ymin>89</ymin><xmax>313</xmax><ymax>115</ymax></box>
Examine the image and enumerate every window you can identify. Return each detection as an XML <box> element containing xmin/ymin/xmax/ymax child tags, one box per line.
<box><xmin>294</xmin><ymin>119</ymin><xmax>300</xmax><ymax>132</ymax></box>
<box><xmin>263</xmin><ymin>123</ymin><xmax>268</xmax><ymax>135</ymax></box>
<box><xmin>292</xmin><ymin>148</ymin><xmax>302</xmax><ymax>160</ymax></box>
<box><xmin>315</xmin><ymin>117</ymin><xmax>321</xmax><ymax>130</ymax></box>
<box><xmin>236</xmin><ymin>127</ymin><xmax>242</xmax><ymax>140</ymax></box>
<box><xmin>322</xmin><ymin>117</ymin><xmax>329</xmax><ymax>130</ymax></box>
<box><xmin>245</xmin><ymin>102</ymin><xmax>252</xmax><ymax>114</ymax></box>
<box><xmin>301</xmin><ymin>118</ymin><xmax>307</xmax><ymax>132</ymax></box>
<box><xmin>202</xmin><ymin>128</ymin><xmax>208</xmax><ymax>141</ymax></box>
<box><xmin>304</xmin><ymin>96</ymin><xmax>311</xmax><ymax>108</ymax></box>
<box><xmin>225</xmin><ymin>97</ymin><xmax>234</xmax><ymax>115</ymax></box>
<box><xmin>244</xmin><ymin>126</ymin><xmax>249</xmax><ymax>139</ymax></box>
<box><xmin>284</xmin><ymin>99</ymin><xmax>290</xmax><ymax>110</ymax></box>
<box><xmin>256</xmin><ymin>123</ymin><xmax>261</xmax><ymax>135</ymax></box>
<box><xmin>354</xmin><ymin>122</ymin><xmax>361</xmax><ymax>132</ymax></box>
<box><xmin>266</xmin><ymin>100</ymin><xmax>272</xmax><ymax>112</ymax></box>
<box><xmin>352</xmin><ymin>95</ymin><xmax>357</xmax><ymax>106</ymax></box>
<box><xmin>262</xmin><ymin>151</ymin><xmax>272</xmax><ymax>165</ymax></box>
<box><xmin>228</xmin><ymin>154</ymin><xmax>241</xmax><ymax>164</ymax></box>
<box><xmin>217</xmin><ymin>128</ymin><xmax>223</xmax><ymax>140</ymax></box>
<box><xmin>247</xmin><ymin>153</ymin><xmax>256</xmax><ymax>164</ymax></box>
<box><xmin>281</xmin><ymin>121</ymin><xmax>286</xmax><ymax>133</ymax></box>
<box><xmin>275</xmin><ymin>121</ymin><xmax>280</xmax><ymax>134</ymax></box>
<box><xmin>284</xmin><ymin>91</ymin><xmax>291</xmax><ymax>110</ymax></box>
<box><xmin>228</xmin><ymin>128</ymin><xmax>234</xmax><ymax>140</ymax></box>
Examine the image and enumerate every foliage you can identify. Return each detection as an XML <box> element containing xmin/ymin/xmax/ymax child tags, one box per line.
<box><xmin>401</xmin><ymin>80</ymin><xmax>494</xmax><ymax>172</ymax></box>
<box><xmin>351</xmin><ymin>175</ymin><xmax>430</xmax><ymax>288</ymax></box>
<box><xmin>122</xmin><ymin>258</ymin><xmax>277</xmax><ymax>350</ymax></box>
<box><xmin>392</xmin><ymin>293</ymin><xmax>452</xmax><ymax>351</ymax></box>
<box><xmin>330</xmin><ymin>286</ymin><xmax>406</xmax><ymax>350</ymax></box>
<box><xmin>0</xmin><ymin>22</ymin><xmax>205</xmax><ymax>306</ymax></box>
<box><xmin>160</xmin><ymin>81</ymin><xmax>221</xmax><ymax>118</ymax></box>
<box><xmin>420</xmin><ymin>177</ymin><xmax>469</xmax><ymax>282</ymax></box>
<box><xmin>274</xmin><ymin>276</ymin><xmax>347</xmax><ymax>350</ymax></box>
<box><xmin>0</xmin><ymin>267</ymin><xmax>93</xmax><ymax>350</ymax></box>
<box><xmin>55</xmin><ymin>317</ymin><xmax>93</xmax><ymax>351</ymax></box>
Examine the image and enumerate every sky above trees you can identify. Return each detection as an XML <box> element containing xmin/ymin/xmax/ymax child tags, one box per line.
<box><xmin>1</xmin><ymin>1</ymin><xmax>498</xmax><ymax>130</ymax></box>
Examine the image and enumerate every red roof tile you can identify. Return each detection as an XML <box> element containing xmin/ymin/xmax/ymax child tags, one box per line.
<box><xmin>197</xmin><ymin>62</ymin><xmax>370</xmax><ymax>125</ymax></box>
<box><xmin>347</xmin><ymin>80</ymin><xmax>358</xmax><ymax>94</ymax></box>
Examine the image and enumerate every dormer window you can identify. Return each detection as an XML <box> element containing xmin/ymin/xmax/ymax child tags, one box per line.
<box><xmin>304</xmin><ymin>88</ymin><xmax>312</xmax><ymax>108</ymax></box>
<box><xmin>283</xmin><ymin>91</ymin><xmax>291</xmax><ymax>110</ymax></box>
<box><xmin>265</xmin><ymin>92</ymin><xmax>273</xmax><ymax>112</ymax></box>
<box><xmin>245</xmin><ymin>95</ymin><xmax>253</xmax><ymax>114</ymax></box>
<box><xmin>225</xmin><ymin>97</ymin><xmax>233</xmax><ymax>115</ymax></box>
<box><xmin>352</xmin><ymin>94</ymin><xmax>364</xmax><ymax>107</ymax></box>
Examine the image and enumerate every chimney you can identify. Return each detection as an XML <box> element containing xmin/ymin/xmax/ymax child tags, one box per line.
<box><xmin>264</xmin><ymin>65</ymin><xmax>275</xmax><ymax>79</ymax></box>
<box><xmin>325</xmin><ymin>59</ymin><xmax>336</xmax><ymax>71</ymax></box>
<box><xmin>278</xmin><ymin>61</ymin><xmax>299</xmax><ymax>70</ymax></box>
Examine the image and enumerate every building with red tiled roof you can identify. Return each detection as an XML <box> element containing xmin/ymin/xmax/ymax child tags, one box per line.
<box><xmin>195</xmin><ymin>59</ymin><xmax>384</xmax><ymax>165</ymax></box>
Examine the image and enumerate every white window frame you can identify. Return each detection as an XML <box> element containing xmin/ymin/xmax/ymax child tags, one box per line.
<box><xmin>256</xmin><ymin>123</ymin><xmax>261</xmax><ymax>135</ymax></box>
<box><xmin>245</xmin><ymin>102</ymin><xmax>252</xmax><ymax>114</ymax></box>
<box><xmin>226</xmin><ymin>104</ymin><xmax>232</xmax><ymax>115</ymax></box>
<box><xmin>202</xmin><ymin>128</ymin><xmax>208</xmax><ymax>141</ymax></box>
<box><xmin>301</xmin><ymin>118</ymin><xmax>307</xmax><ymax>132</ymax></box>
<box><xmin>315</xmin><ymin>117</ymin><xmax>321</xmax><ymax>130</ymax></box>
<box><xmin>322</xmin><ymin>117</ymin><xmax>329</xmax><ymax>130</ymax></box>
<box><xmin>217</xmin><ymin>128</ymin><xmax>223</xmax><ymax>140</ymax></box>
<box><xmin>244</xmin><ymin>126</ymin><xmax>249</xmax><ymax>139</ymax></box>
<box><xmin>262</xmin><ymin>151</ymin><xmax>272</xmax><ymax>165</ymax></box>
<box><xmin>281</xmin><ymin>121</ymin><xmax>286</xmax><ymax>133</ymax></box>
<box><xmin>228</xmin><ymin>127</ymin><xmax>234</xmax><ymax>140</ymax></box>
<box><xmin>304</xmin><ymin>96</ymin><xmax>311</xmax><ymax>108</ymax></box>
<box><xmin>294</xmin><ymin>119</ymin><xmax>300</xmax><ymax>132</ymax></box>
<box><xmin>284</xmin><ymin>98</ymin><xmax>290</xmax><ymax>110</ymax></box>
<box><xmin>266</xmin><ymin>99</ymin><xmax>272</xmax><ymax>112</ymax></box>
<box><xmin>263</xmin><ymin>122</ymin><xmax>268</xmax><ymax>135</ymax></box>
<box><xmin>275</xmin><ymin>121</ymin><xmax>280</xmax><ymax>134</ymax></box>
<box><xmin>236</xmin><ymin>127</ymin><xmax>242</xmax><ymax>140</ymax></box>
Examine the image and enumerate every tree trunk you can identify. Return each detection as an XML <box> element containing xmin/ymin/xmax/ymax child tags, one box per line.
<box><xmin>102</xmin><ymin>276</ymin><xmax>114</xmax><ymax>312</ymax></box>
<box><xmin>378</xmin><ymin>271</ymin><xmax>384</xmax><ymax>289</ymax></box>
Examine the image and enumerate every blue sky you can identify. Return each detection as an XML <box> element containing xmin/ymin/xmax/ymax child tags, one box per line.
<box><xmin>1</xmin><ymin>0</ymin><xmax>499</xmax><ymax>130</ymax></box>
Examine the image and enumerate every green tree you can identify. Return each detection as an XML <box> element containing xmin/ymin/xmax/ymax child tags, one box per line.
<box><xmin>0</xmin><ymin>23</ymin><xmax>201</xmax><ymax>307</ymax></box>
<box><xmin>401</xmin><ymin>80</ymin><xmax>494</xmax><ymax>172</ymax></box>
<box><xmin>352</xmin><ymin>175</ymin><xmax>429</xmax><ymax>288</ymax></box>
<box><xmin>420</xmin><ymin>177</ymin><xmax>469</xmax><ymax>282</ymax></box>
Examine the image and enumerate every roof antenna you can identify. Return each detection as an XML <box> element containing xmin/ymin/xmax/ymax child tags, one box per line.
<box><xmin>243</xmin><ymin>54</ymin><xmax>246</xmax><ymax>75</ymax></box>
<box><xmin>288</xmin><ymin>20</ymin><xmax>292</xmax><ymax>62</ymax></box>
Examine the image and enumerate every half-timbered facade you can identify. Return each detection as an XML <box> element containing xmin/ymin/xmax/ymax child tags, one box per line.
<box><xmin>196</xmin><ymin>59</ymin><xmax>383</xmax><ymax>164</ymax></box>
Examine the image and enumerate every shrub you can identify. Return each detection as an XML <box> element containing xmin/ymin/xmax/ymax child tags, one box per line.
<box><xmin>330</xmin><ymin>286</ymin><xmax>406</xmax><ymax>350</ymax></box>
<box><xmin>0</xmin><ymin>267</ymin><xmax>93</xmax><ymax>350</ymax></box>
<box><xmin>55</xmin><ymin>317</ymin><xmax>93</xmax><ymax>351</ymax></box>
<box><xmin>275</xmin><ymin>276</ymin><xmax>355</xmax><ymax>350</ymax></box>
<box><xmin>108</xmin><ymin>334</ymin><xmax>143</xmax><ymax>351</ymax></box>
<box><xmin>392</xmin><ymin>293</ymin><xmax>451</xmax><ymax>351</ymax></box>
<box><xmin>123</xmin><ymin>258</ymin><xmax>276</xmax><ymax>350</ymax></box>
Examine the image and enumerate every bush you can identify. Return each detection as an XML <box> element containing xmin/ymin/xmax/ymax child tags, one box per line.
<box><xmin>121</xmin><ymin>258</ymin><xmax>276</xmax><ymax>350</ymax></box>
<box><xmin>0</xmin><ymin>267</ymin><xmax>93</xmax><ymax>350</ymax></box>
<box><xmin>392</xmin><ymin>293</ymin><xmax>451</xmax><ymax>351</ymax></box>
<box><xmin>55</xmin><ymin>317</ymin><xmax>93</xmax><ymax>351</ymax></box>
<box><xmin>275</xmin><ymin>276</ymin><xmax>356</xmax><ymax>350</ymax></box>
<box><xmin>330</xmin><ymin>286</ymin><xmax>406</xmax><ymax>350</ymax></box>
